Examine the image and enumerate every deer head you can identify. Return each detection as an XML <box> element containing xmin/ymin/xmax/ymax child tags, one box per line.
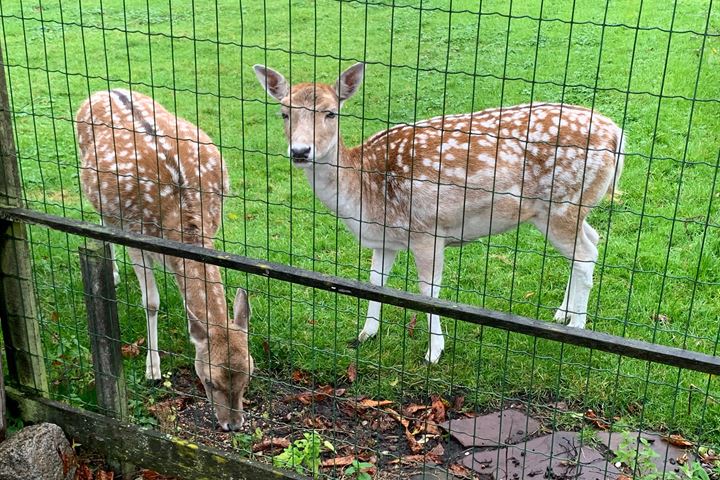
<box><xmin>190</xmin><ymin>287</ymin><xmax>254</xmax><ymax>431</ymax></box>
<box><xmin>253</xmin><ymin>63</ymin><xmax>365</xmax><ymax>166</ymax></box>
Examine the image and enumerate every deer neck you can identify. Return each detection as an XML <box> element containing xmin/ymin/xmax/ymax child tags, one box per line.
<box><xmin>303</xmin><ymin>139</ymin><xmax>361</xmax><ymax>218</ymax></box>
<box><xmin>172</xmin><ymin>259</ymin><xmax>229</xmax><ymax>335</ymax></box>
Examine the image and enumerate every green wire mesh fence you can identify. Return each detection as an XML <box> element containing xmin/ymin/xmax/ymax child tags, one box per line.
<box><xmin>1</xmin><ymin>1</ymin><xmax>719</xmax><ymax>479</ymax></box>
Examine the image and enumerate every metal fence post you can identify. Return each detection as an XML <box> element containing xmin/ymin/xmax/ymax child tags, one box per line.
<box><xmin>78</xmin><ymin>242</ymin><xmax>129</xmax><ymax>421</ymax></box>
<box><xmin>0</xmin><ymin>45</ymin><xmax>49</xmax><ymax>396</ymax></box>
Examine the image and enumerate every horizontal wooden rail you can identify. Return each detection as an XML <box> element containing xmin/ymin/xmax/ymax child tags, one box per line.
<box><xmin>1</xmin><ymin>206</ymin><xmax>718</xmax><ymax>376</ymax></box>
<box><xmin>6</xmin><ymin>387</ymin><xmax>301</xmax><ymax>480</ymax></box>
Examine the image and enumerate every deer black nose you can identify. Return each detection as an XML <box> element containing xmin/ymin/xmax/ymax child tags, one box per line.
<box><xmin>291</xmin><ymin>146</ymin><xmax>311</xmax><ymax>160</ymax></box>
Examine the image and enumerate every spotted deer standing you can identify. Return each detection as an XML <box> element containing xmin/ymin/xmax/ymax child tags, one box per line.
<box><xmin>76</xmin><ymin>89</ymin><xmax>254</xmax><ymax>430</ymax></box>
<box><xmin>254</xmin><ymin>63</ymin><xmax>625</xmax><ymax>364</ymax></box>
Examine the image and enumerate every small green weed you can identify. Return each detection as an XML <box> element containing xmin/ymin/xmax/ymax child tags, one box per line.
<box><xmin>344</xmin><ymin>460</ymin><xmax>375</xmax><ymax>480</ymax></box>
<box><xmin>678</xmin><ymin>461</ymin><xmax>711</xmax><ymax>480</ymax></box>
<box><xmin>273</xmin><ymin>431</ymin><xmax>334</xmax><ymax>478</ymax></box>
<box><xmin>614</xmin><ymin>433</ymin><xmax>665</xmax><ymax>480</ymax></box>
<box><xmin>231</xmin><ymin>427</ymin><xmax>264</xmax><ymax>454</ymax></box>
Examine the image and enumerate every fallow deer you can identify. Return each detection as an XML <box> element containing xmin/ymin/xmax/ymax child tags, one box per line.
<box><xmin>76</xmin><ymin>89</ymin><xmax>254</xmax><ymax>430</ymax></box>
<box><xmin>254</xmin><ymin>63</ymin><xmax>625</xmax><ymax>364</ymax></box>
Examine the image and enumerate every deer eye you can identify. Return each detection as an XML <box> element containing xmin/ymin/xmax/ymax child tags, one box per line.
<box><xmin>281</xmin><ymin>112</ymin><xmax>289</xmax><ymax>120</ymax></box>
<box><xmin>326</xmin><ymin>111</ymin><xmax>337</xmax><ymax>119</ymax></box>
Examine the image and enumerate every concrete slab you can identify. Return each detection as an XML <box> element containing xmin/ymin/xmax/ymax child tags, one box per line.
<box><xmin>441</xmin><ymin>409</ymin><xmax>541</xmax><ymax>448</ymax></box>
<box><xmin>462</xmin><ymin>431</ymin><xmax>620</xmax><ymax>479</ymax></box>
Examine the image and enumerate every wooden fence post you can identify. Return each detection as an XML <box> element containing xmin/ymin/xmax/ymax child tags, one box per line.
<box><xmin>79</xmin><ymin>242</ymin><xmax>134</xmax><ymax>477</ymax></box>
<box><xmin>0</xmin><ymin>351</ymin><xmax>6</xmax><ymax>442</ymax></box>
<box><xmin>0</xmin><ymin>46</ymin><xmax>49</xmax><ymax>396</ymax></box>
<box><xmin>78</xmin><ymin>242</ymin><xmax>129</xmax><ymax>421</ymax></box>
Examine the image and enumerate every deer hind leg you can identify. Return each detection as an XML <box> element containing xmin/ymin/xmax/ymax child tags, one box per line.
<box><xmin>101</xmin><ymin>219</ymin><xmax>121</xmax><ymax>285</ymax></box>
<box><xmin>358</xmin><ymin>248</ymin><xmax>398</xmax><ymax>343</ymax></box>
<box><xmin>414</xmin><ymin>241</ymin><xmax>445</xmax><ymax>364</ymax></box>
<box><xmin>583</xmin><ymin>220</ymin><xmax>600</xmax><ymax>246</ymax></box>
<box><xmin>538</xmin><ymin>214</ymin><xmax>598</xmax><ymax>329</ymax></box>
<box><xmin>129</xmin><ymin>248</ymin><xmax>162</xmax><ymax>380</ymax></box>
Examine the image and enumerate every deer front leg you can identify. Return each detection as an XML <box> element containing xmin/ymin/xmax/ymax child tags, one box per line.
<box><xmin>129</xmin><ymin>248</ymin><xmax>161</xmax><ymax>380</ymax></box>
<box><xmin>358</xmin><ymin>248</ymin><xmax>397</xmax><ymax>343</ymax></box>
<box><xmin>414</xmin><ymin>242</ymin><xmax>445</xmax><ymax>364</ymax></box>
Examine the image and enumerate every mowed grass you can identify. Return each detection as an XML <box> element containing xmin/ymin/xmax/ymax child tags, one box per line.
<box><xmin>1</xmin><ymin>0</ymin><xmax>719</xmax><ymax>444</ymax></box>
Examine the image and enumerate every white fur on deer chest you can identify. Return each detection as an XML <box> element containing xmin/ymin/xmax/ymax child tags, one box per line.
<box><xmin>304</xmin><ymin>165</ymin><xmax>408</xmax><ymax>250</ymax></box>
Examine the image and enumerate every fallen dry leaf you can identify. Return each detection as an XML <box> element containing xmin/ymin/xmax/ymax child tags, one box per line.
<box><xmin>448</xmin><ymin>463</ymin><xmax>474</xmax><ymax>478</ymax></box>
<box><xmin>357</xmin><ymin>398</ymin><xmax>394</xmax><ymax>409</ymax></box>
<box><xmin>452</xmin><ymin>395</ymin><xmax>465</xmax><ymax>412</ymax></box>
<box><xmin>320</xmin><ymin>455</ymin><xmax>356</xmax><ymax>468</ymax></box>
<box><xmin>75</xmin><ymin>464</ymin><xmax>93</xmax><ymax>480</ymax></box>
<box><xmin>584</xmin><ymin>409</ymin><xmax>609</xmax><ymax>430</ymax></box>
<box><xmin>290</xmin><ymin>385</ymin><xmax>336</xmax><ymax>405</ymax></box>
<box><xmin>404</xmin><ymin>404</ymin><xmax>431</xmax><ymax>416</ymax></box>
<box><xmin>121</xmin><ymin>337</ymin><xmax>145</xmax><ymax>358</ymax></box>
<box><xmin>291</xmin><ymin>369</ymin><xmax>311</xmax><ymax>385</ymax></box>
<box><xmin>385</xmin><ymin>408</ymin><xmax>423</xmax><ymax>453</ymax></box>
<box><xmin>96</xmin><ymin>470</ymin><xmax>114</xmax><ymax>480</ymax></box>
<box><xmin>408</xmin><ymin>313</ymin><xmax>417</xmax><ymax>337</ymax></box>
<box><xmin>431</xmin><ymin>395</ymin><xmax>447</xmax><ymax>423</ymax></box>
<box><xmin>303</xmin><ymin>415</ymin><xmax>331</xmax><ymax>430</ymax></box>
<box><xmin>252</xmin><ymin>437</ymin><xmax>291</xmax><ymax>453</ymax></box>
<box><xmin>663</xmin><ymin>434</ymin><xmax>693</xmax><ymax>448</ymax></box>
<box><xmin>347</xmin><ymin>362</ymin><xmax>357</xmax><ymax>383</ymax></box>
<box><xmin>140</xmin><ymin>469</ymin><xmax>176</xmax><ymax>480</ymax></box>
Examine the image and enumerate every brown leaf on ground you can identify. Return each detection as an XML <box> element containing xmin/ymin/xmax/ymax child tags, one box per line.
<box><xmin>140</xmin><ymin>470</ymin><xmax>177</xmax><ymax>480</ymax></box>
<box><xmin>303</xmin><ymin>415</ymin><xmax>331</xmax><ymax>430</ymax></box>
<box><xmin>584</xmin><ymin>409</ymin><xmax>609</xmax><ymax>430</ymax></box>
<box><xmin>452</xmin><ymin>395</ymin><xmax>465</xmax><ymax>412</ymax></box>
<box><xmin>261</xmin><ymin>339</ymin><xmax>271</xmax><ymax>358</ymax></box>
<box><xmin>252</xmin><ymin>437</ymin><xmax>291</xmax><ymax>453</ymax></box>
<box><xmin>448</xmin><ymin>463</ymin><xmax>474</xmax><ymax>478</ymax></box>
<box><xmin>139</xmin><ymin>469</ymin><xmax>177</xmax><ymax>480</ymax></box>
<box><xmin>408</xmin><ymin>314</ymin><xmax>417</xmax><ymax>337</ymax></box>
<box><xmin>290</xmin><ymin>385</ymin><xmax>336</xmax><ymax>405</ymax></box>
<box><xmin>320</xmin><ymin>455</ymin><xmax>356</xmax><ymax>468</ymax></box>
<box><xmin>121</xmin><ymin>337</ymin><xmax>145</xmax><ymax>358</ymax></box>
<box><xmin>662</xmin><ymin>434</ymin><xmax>694</xmax><ymax>448</ymax></box>
<box><xmin>404</xmin><ymin>404</ymin><xmax>431</xmax><ymax>416</ymax></box>
<box><xmin>59</xmin><ymin>449</ymin><xmax>76</xmax><ymax>476</ymax></box>
<box><xmin>291</xmin><ymin>369</ymin><xmax>311</xmax><ymax>385</ymax></box>
<box><xmin>96</xmin><ymin>470</ymin><xmax>114</xmax><ymax>480</ymax></box>
<box><xmin>347</xmin><ymin>362</ymin><xmax>357</xmax><ymax>383</ymax></box>
<box><xmin>357</xmin><ymin>398</ymin><xmax>394</xmax><ymax>409</ymax></box>
<box><xmin>75</xmin><ymin>464</ymin><xmax>93</xmax><ymax>480</ymax></box>
<box><xmin>430</xmin><ymin>395</ymin><xmax>447</xmax><ymax>423</ymax></box>
<box><xmin>385</xmin><ymin>408</ymin><xmax>423</xmax><ymax>453</ymax></box>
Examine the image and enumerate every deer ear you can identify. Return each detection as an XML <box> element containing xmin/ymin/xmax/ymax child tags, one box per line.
<box><xmin>233</xmin><ymin>288</ymin><xmax>250</xmax><ymax>332</ymax></box>
<box><xmin>334</xmin><ymin>63</ymin><xmax>365</xmax><ymax>102</ymax></box>
<box><xmin>253</xmin><ymin>64</ymin><xmax>289</xmax><ymax>101</ymax></box>
<box><xmin>187</xmin><ymin>309</ymin><xmax>208</xmax><ymax>346</ymax></box>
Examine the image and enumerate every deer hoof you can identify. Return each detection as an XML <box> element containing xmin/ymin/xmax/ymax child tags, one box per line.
<box><xmin>424</xmin><ymin>348</ymin><xmax>443</xmax><ymax>364</ymax></box>
<box><xmin>554</xmin><ymin>309</ymin><xmax>570</xmax><ymax>324</ymax></box>
<box><xmin>357</xmin><ymin>329</ymin><xmax>376</xmax><ymax>343</ymax></box>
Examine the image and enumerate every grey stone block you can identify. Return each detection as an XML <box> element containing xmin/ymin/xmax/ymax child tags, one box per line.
<box><xmin>0</xmin><ymin>423</ymin><xmax>76</xmax><ymax>480</ymax></box>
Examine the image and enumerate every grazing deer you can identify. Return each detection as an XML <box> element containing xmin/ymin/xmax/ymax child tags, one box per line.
<box><xmin>76</xmin><ymin>89</ymin><xmax>254</xmax><ymax>430</ymax></box>
<box><xmin>254</xmin><ymin>63</ymin><xmax>625</xmax><ymax>364</ymax></box>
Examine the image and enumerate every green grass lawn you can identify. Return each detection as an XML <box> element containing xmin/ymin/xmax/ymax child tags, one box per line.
<box><xmin>1</xmin><ymin>0</ymin><xmax>719</xmax><ymax>446</ymax></box>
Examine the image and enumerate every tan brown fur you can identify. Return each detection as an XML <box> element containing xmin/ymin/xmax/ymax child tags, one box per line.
<box><xmin>76</xmin><ymin>89</ymin><xmax>253</xmax><ymax>430</ymax></box>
